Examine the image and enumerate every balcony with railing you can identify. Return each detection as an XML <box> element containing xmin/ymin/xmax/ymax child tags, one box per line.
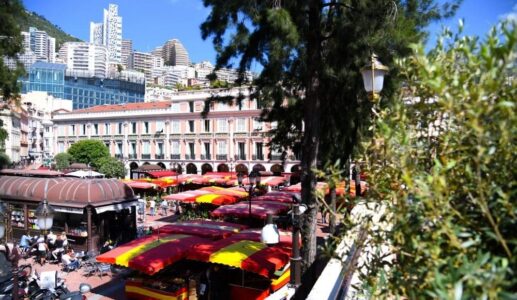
<box><xmin>270</xmin><ymin>154</ymin><xmax>282</xmax><ymax>161</ymax></box>
<box><xmin>201</xmin><ymin>154</ymin><xmax>211</xmax><ymax>160</ymax></box>
<box><xmin>155</xmin><ymin>154</ymin><xmax>164</xmax><ymax>159</ymax></box>
<box><xmin>235</xmin><ymin>154</ymin><xmax>247</xmax><ymax>161</ymax></box>
<box><xmin>252</xmin><ymin>155</ymin><xmax>264</xmax><ymax>161</ymax></box>
<box><xmin>141</xmin><ymin>154</ymin><xmax>151</xmax><ymax>159</ymax></box>
<box><xmin>216</xmin><ymin>154</ymin><xmax>228</xmax><ymax>160</ymax></box>
<box><xmin>128</xmin><ymin>154</ymin><xmax>137</xmax><ymax>159</ymax></box>
<box><xmin>170</xmin><ymin>154</ymin><xmax>181</xmax><ymax>160</ymax></box>
<box><xmin>114</xmin><ymin>154</ymin><xmax>122</xmax><ymax>159</ymax></box>
<box><xmin>185</xmin><ymin>154</ymin><xmax>194</xmax><ymax>160</ymax></box>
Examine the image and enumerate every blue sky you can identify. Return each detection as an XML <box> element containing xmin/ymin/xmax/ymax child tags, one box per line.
<box><xmin>23</xmin><ymin>0</ymin><xmax>517</xmax><ymax>67</ymax></box>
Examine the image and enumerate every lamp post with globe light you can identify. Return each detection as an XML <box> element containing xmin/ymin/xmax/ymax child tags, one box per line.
<box><xmin>237</xmin><ymin>171</ymin><xmax>261</xmax><ymax>226</ymax></box>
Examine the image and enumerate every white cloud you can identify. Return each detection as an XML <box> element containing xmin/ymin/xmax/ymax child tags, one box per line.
<box><xmin>499</xmin><ymin>4</ymin><xmax>517</xmax><ymax>24</ymax></box>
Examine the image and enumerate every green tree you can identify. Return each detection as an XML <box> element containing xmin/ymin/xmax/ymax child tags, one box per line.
<box><xmin>0</xmin><ymin>152</ymin><xmax>11</xmax><ymax>169</ymax></box>
<box><xmin>67</xmin><ymin>140</ymin><xmax>109</xmax><ymax>169</ymax></box>
<box><xmin>0</xmin><ymin>0</ymin><xmax>26</xmax><ymax>102</ymax></box>
<box><xmin>97</xmin><ymin>156</ymin><xmax>126</xmax><ymax>179</ymax></box>
<box><xmin>54</xmin><ymin>152</ymin><xmax>73</xmax><ymax>170</ymax></box>
<box><xmin>359</xmin><ymin>22</ymin><xmax>516</xmax><ymax>298</ymax></box>
<box><xmin>200</xmin><ymin>0</ymin><xmax>459</xmax><ymax>270</ymax></box>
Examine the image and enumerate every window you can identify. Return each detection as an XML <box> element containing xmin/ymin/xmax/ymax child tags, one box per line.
<box><xmin>238</xmin><ymin>142</ymin><xmax>246</xmax><ymax>160</ymax></box>
<box><xmin>156</xmin><ymin>121</ymin><xmax>164</xmax><ymax>133</ymax></box>
<box><xmin>236</xmin><ymin>118</ymin><xmax>246</xmax><ymax>132</ymax></box>
<box><xmin>116</xmin><ymin>142</ymin><xmax>123</xmax><ymax>155</ymax></box>
<box><xmin>188</xmin><ymin>120</ymin><xmax>195</xmax><ymax>133</ymax></box>
<box><xmin>253</xmin><ymin>119</ymin><xmax>262</xmax><ymax>131</ymax></box>
<box><xmin>105</xmin><ymin>123</ymin><xmax>110</xmax><ymax>135</ymax></box>
<box><xmin>255</xmin><ymin>142</ymin><xmax>263</xmax><ymax>160</ymax></box>
<box><xmin>142</xmin><ymin>141</ymin><xmax>150</xmax><ymax>154</ymax></box>
<box><xmin>118</xmin><ymin>122</ymin><xmax>123</xmax><ymax>134</ymax></box>
<box><xmin>171</xmin><ymin>120</ymin><xmax>180</xmax><ymax>133</ymax></box>
<box><xmin>171</xmin><ymin>141</ymin><xmax>180</xmax><ymax>154</ymax></box>
<box><xmin>171</xmin><ymin>103</ymin><xmax>180</xmax><ymax>112</ymax></box>
<box><xmin>80</xmin><ymin>124</ymin><xmax>86</xmax><ymax>135</ymax></box>
<box><xmin>58</xmin><ymin>125</ymin><xmax>65</xmax><ymax>136</ymax></box>
<box><xmin>130</xmin><ymin>142</ymin><xmax>137</xmax><ymax>158</ymax></box>
<box><xmin>189</xmin><ymin>101</ymin><xmax>194</xmax><ymax>113</ymax></box>
<box><xmin>218</xmin><ymin>141</ymin><xmax>227</xmax><ymax>155</ymax></box>
<box><xmin>144</xmin><ymin>122</ymin><xmax>149</xmax><ymax>134</ymax></box>
<box><xmin>58</xmin><ymin>142</ymin><xmax>64</xmax><ymax>153</ymax></box>
<box><xmin>204</xmin><ymin>142</ymin><xmax>211</xmax><ymax>158</ymax></box>
<box><xmin>217</xmin><ymin>119</ymin><xmax>228</xmax><ymax>132</ymax></box>
<box><xmin>157</xmin><ymin>142</ymin><xmax>164</xmax><ymax>156</ymax></box>
<box><xmin>131</xmin><ymin>122</ymin><xmax>137</xmax><ymax>134</ymax></box>
<box><xmin>94</xmin><ymin>124</ymin><xmax>98</xmax><ymax>135</ymax></box>
<box><xmin>69</xmin><ymin>125</ymin><xmax>75</xmax><ymax>136</ymax></box>
<box><xmin>204</xmin><ymin>119</ymin><xmax>210</xmax><ymax>132</ymax></box>
<box><xmin>188</xmin><ymin>142</ymin><xmax>195</xmax><ymax>158</ymax></box>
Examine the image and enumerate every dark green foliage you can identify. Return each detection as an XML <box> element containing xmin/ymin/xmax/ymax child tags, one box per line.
<box><xmin>0</xmin><ymin>0</ymin><xmax>26</xmax><ymax>101</ymax></box>
<box><xmin>16</xmin><ymin>11</ymin><xmax>82</xmax><ymax>49</ymax></box>
<box><xmin>0</xmin><ymin>152</ymin><xmax>11</xmax><ymax>169</ymax></box>
<box><xmin>54</xmin><ymin>152</ymin><xmax>73</xmax><ymax>170</ymax></box>
<box><xmin>97</xmin><ymin>156</ymin><xmax>126</xmax><ymax>179</ymax></box>
<box><xmin>200</xmin><ymin>0</ymin><xmax>459</xmax><ymax>269</ymax></box>
<box><xmin>67</xmin><ymin>140</ymin><xmax>109</xmax><ymax>169</ymax></box>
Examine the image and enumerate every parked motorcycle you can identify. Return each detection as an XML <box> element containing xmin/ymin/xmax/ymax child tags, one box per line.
<box><xmin>0</xmin><ymin>264</ymin><xmax>32</xmax><ymax>300</ymax></box>
<box><xmin>27</xmin><ymin>270</ymin><xmax>69</xmax><ymax>300</ymax></box>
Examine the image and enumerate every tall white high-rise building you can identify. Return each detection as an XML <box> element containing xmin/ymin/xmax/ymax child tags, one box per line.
<box><xmin>132</xmin><ymin>51</ymin><xmax>152</xmax><ymax>82</ymax></box>
<box><xmin>89</xmin><ymin>4</ymin><xmax>122</xmax><ymax>64</ymax></box>
<box><xmin>47</xmin><ymin>37</ymin><xmax>56</xmax><ymax>63</ymax></box>
<box><xmin>121</xmin><ymin>39</ymin><xmax>132</xmax><ymax>68</ymax></box>
<box><xmin>59</xmin><ymin>42</ymin><xmax>108</xmax><ymax>78</ymax></box>
<box><xmin>29</xmin><ymin>27</ymin><xmax>49</xmax><ymax>61</ymax></box>
<box><xmin>103</xmin><ymin>4</ymin><xmax>122</xmax><ymax>63</ymax></box>
<box><xmin>89</xmin><ymin>22</ymin><xmax>103</xmax><ymax>45</ymax></box>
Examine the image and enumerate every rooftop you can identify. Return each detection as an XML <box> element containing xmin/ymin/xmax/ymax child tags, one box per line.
<box><xmin>69</xmin><ymin>101</ymin><xmax>172</xmax><ymax>114</ymax></box>
<box><xmin>30</xmin><ymin>61</ymin><xmax>67</xmax><ymax>71</ymax></box>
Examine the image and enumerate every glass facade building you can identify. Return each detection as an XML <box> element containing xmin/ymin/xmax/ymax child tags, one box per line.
<box><xmin>21</xmin><ymin>62</ymin><xmax>65</xmax><ymax>99</ymax></box>
<box><xmin>64</xmin><ymin>76</ymin><xmax>145</xmax><ymax>109</ymax></box>
<box><xmin>21</xmin><ymin>62</ymin><xmax>145</xmax><ymax>109</ymax></box>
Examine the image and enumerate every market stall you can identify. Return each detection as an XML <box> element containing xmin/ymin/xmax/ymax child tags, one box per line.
<box><xmin>157</xmin><ymin>220</ymin><xmax>247</xmax><ymax>239</ymax></box>
<box><xmin>211</xmin><ymin>201</ymin><xmax>292</xmax><ymax>220</ymax></box>
<box><xmin>0</xmin><ymin>176</ymin><xmax>138</xmax><ymax>253</ymax></box>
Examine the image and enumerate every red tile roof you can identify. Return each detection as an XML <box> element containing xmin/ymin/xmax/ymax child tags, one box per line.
<box><xmin>69</xmin><ymin>101</ymin><xmax>172</xmax><ymax>114</ymax></box>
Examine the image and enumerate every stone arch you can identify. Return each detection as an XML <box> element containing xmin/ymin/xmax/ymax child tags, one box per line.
<box><xmin>129</xmin><ymin>162</ymin><xmax>139</xmax><ymax>170</ymax></box>
<box><xmin>290</xmin><ymin>164</ymin><xmax>301</xmax><ymax>172</ymax></box>
<box><xmin>143</xmin><ymin>162</ymin><xmax>150</xmax><ymax>165</ymax></box>
<box><xmin>156</xmin><ymin>162</ymin><xmax>166</xmax><ymax>169</ymax></box>
<box><xmin>217</xmin><ymin>164</ymin><xmax>229</xmax><ymax>172</ymax></box>
<box><xmin>186</xmin><ymin>163</ymin><xmax>198</xmax><ymax>174</ymax></box>
<box><xmin>252</xmin><ymin>164</ymin><xmax>266</xmax><ymax>172</ymax></box>
<box><xmin>235</xmin><ymin>164</ymin><xmax>248</xmax><ymax>175</ymax></box>
<box><xmin>270</xmin><ymin>164</ymin><xmax>284</xmax><ymax>175</ymax></box>
<box><xmin>201</xmin><ymin>163</ymin><xmax>213</xmax><ymax>175</ymax></box>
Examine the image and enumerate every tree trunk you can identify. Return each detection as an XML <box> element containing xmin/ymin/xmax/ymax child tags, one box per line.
<box><xmin>300</xmin><ymin>0</ymin><xmax>322</xmax><ymax>271</ymax></box>
<box><xmin>329</xmin><ymin>187</ymin><xmax>336</xmax><ymax>235</ymax></box>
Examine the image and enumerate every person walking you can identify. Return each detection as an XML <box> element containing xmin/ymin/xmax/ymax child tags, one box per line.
<box><xmin>160</xmin><ymin>199</ymin><xmax>168</xmax><ymax>216</ymax></box>
<box><xmin>149</xmin><ymin>197</ymin><xmax>156</xmax><ymax>216</ymax></box>
<box><xmin>36</xmin><ymin>236</ymin><xmax>48</xmax><ymax>265</ymax></box>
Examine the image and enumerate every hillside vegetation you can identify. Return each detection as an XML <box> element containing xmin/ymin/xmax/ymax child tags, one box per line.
<box><xmin>17</xmin><ymin>10</ymin><xmax>82</xmax><ymax>49</ymax></box>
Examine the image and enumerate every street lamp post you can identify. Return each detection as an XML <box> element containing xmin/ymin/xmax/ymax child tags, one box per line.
<box><xmin>260</xmin><ymin>195</ymin><xmax>306</xmax><ymax>290</ymax></box>
<box><xmin>237</xmin><ymin>171</ymin><xmax>261</xmax><ymax>226</ymax></box>
<box><xmin>360</xmin><ymin>53</ymin><xmax>389</xmax><ymax>102</ymax></box>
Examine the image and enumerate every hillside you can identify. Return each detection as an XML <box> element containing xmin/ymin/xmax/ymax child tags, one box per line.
<box><xmin>17</xmin><ymin>11</ymin><xmax>82</xmax><ymax>49</ymax></box>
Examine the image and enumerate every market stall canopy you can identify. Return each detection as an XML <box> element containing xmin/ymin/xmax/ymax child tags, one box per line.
<box><xmin>211</xmin><ymin>201</ymin><xmax>291</xmax><ymax>220</ymax></box>
<box><xmin>123</xmin><ymin>180</ymin><xmax>160</xmax><ymax>190</ymax></box>
<box><xmin>164</xmin><ymin>190</ymin><xmax>237</xmax><ymax>206</ymax></box>
<box><xmin>146</xmin><ymin>170</ymin><xmax>177</xmax><ymax>178</ymax></box>
<box><xmin>157</xmin><ymin>220</ymin><xmax>248</xmax><ymax>239</ymax></box>
<box><xmin>66</xmin><ymin>170</ymin><xmax>104</xmax><ymax>178</ymax></box>
<box><xmin>252</xmin><ymin>191</ymin><xmax>300</xmax><ymax>203</ymax></box>
<box><xmin>0</xmin><ymin>169</ymin><xmax>64</xmax><ymax>177</ymax></box>
<box><xmin>97</xmin><ymin>233</ymin><xmax>209</xmax><ymax>275</ymax></box>
<box><xmin>198</xmin><ymin>186</ymin><xmax>248</xmax><ymax>199</ymax></box>
<box><xmin>134</xmin><ymin>177</ymin><xmax>178</xmax><ymax>189</ymax></box>
<box><xmin>228</xmin><ymin>229</ymin><xmax>298</xmax><ymax>248</ymax></box>
<box><xmin>163</xmin><ymin>190</ymin><xmax>211</xmax><ymax>202</ymax></box>
<box><xmin>187</xmin><ymin>238</ymin><xmax>291</xmax><ymax>278</ymax></box>
<box><xmin>0</xmin><ymin>177</ymin><xmax>137</xmax><ymax>213</ymax></box>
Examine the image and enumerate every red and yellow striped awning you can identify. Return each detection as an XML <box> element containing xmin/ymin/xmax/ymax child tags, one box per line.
<box><xmin>96</xmin><ymin>233</ymin><xmax>208</xmax><ymax>275</ymax></box>
<box><xmin>187</xmin><ymin>239</ymin><xmax>291</xmax><ymax>278</ymax></box>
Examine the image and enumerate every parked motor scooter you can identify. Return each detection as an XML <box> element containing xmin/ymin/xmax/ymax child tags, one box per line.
<box><xmin>27</xmin><ymin>270</ymin><xmax>69</xmax><ymax>300</ymax></box>
<box><xmin>58</xmin><ymin>283</ymin><xmax>91</xmax><ymax>300</ymax></box>
<box><xmin>0</xmin><ymin>264</ymin><xmax>32</xmax><ymax>299</ymax></box>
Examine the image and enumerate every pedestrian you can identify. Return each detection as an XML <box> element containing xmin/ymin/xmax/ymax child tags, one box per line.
<box><xmin>46</xmin><ymin>231</ymin><xmax>57</xmax><ymax>250</ymax></box>
<box><xmin>37</xmin><ymin>236</ymin><xmax>48</xmax><ymax>265</ymax></box>
<box><xmin>149</xmin><ymin>197</ymin><xmax>156</xmax><ymax>216</ymax></box>
<box><xmin>61</xmin><ymin>248</ymin><xmax>80</xmax><ymax>271</ymax></box>
<box><xmin>160</xmin><ymin>199</ymin><xmax>168</xmax><ymax>216</ymax></box>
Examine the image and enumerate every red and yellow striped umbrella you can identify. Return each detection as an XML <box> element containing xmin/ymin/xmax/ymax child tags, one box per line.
<box><xmin>187</xmin><ymin>238</ymin><xmax>291</xmax><ymax>278</ymax></box>
<box><xmin>96</xmin><ymin>233</ymin><xmax>208</xmax><ymax>275</ymax></box>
